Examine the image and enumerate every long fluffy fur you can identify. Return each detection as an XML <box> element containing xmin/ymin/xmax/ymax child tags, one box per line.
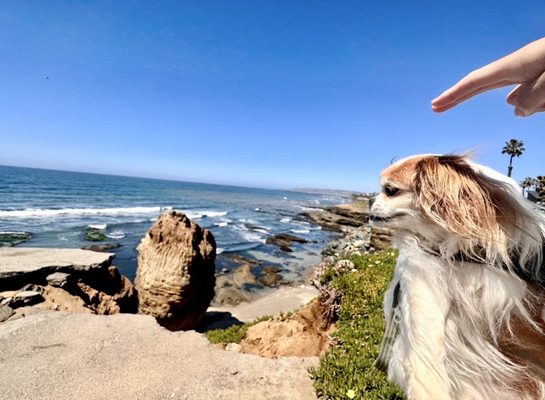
<box><xmin>371</xmin><ymin>154</ymin><xmax>545</xmax><ymax>399</ymax></box>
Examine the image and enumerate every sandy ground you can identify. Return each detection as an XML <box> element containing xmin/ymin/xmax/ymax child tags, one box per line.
<box><xmin>209</xmin><ymin>285</ymin><xmax>319</xmax><ymax>322</ymax></box>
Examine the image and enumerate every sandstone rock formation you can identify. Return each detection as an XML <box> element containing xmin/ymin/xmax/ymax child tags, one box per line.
<box><xmin>0</xmin><ymin>312</ymin><xmax>318</xmax><ymax>400</ymax></box>
<box><xmin>0</xmin><ymin>248</ymin><xmax>137</xmax><ymax>320</ymax></box>
<box><xmin>135</xmin><ymin>211</ymin><xmax>216</xmax><ymax>330</ymax></box>
<box><xmin>240</xmin><ymin>299</ymin><xmax>334</xmax><ymax>358</ymax></box>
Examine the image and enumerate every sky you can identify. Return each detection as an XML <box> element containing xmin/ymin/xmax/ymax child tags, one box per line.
<box><xmin>0</xmin><ymin>1</ymin><xmax>544</xmax><ymax>191</ymax></box>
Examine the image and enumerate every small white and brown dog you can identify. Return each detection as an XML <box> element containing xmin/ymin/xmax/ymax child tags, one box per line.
<box><xmin>370</xmin><ymin>154</ymin><xmax>545</xmax><ymax>400</ymax></box>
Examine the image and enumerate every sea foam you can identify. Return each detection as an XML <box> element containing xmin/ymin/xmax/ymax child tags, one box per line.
<box><xmin>0</xmin><ymin>206</ymin><xmax>165</xmax><ymax>219</ymax></box>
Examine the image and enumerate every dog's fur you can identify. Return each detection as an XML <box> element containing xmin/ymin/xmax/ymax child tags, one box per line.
<box><xmin>370</xmin><ymin>154</ymin><xmax>545</xmax><ymax>399</ymax></box>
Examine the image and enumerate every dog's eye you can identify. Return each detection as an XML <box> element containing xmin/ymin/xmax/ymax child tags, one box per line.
<box><xmin>384</xmin><ymin>185</ymin><xmax>400</xmax><ymax>197</ymax></box>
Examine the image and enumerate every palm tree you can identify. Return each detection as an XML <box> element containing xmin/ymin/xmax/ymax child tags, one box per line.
<box><xmin>537</xmin><ymin>176</ymin><xmax>545</xmax><ymax>200</ymax></box>
<box><xmin>501</xmin><ymin>139</ymin><xmax>525</xmax><ymax>177</ymax></box>
<box><xmin>520</xmin><ymin>177</ymin><xmax>537</xmax><ymax>196</ymax></box>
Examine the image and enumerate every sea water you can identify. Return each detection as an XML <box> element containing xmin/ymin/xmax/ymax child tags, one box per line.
<box><xmin>0</xmin><ymin>165</ymin><xmax>345</xmax><ymax>280</ymax></box>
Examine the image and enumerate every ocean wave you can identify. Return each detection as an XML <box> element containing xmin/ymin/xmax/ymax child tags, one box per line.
<box><xmin>214</xmin><ymin>222</ymin><xmax>229</xmax><ymax>227</ymax></box>
<box><xmin>291</xmin><ymin>229</ymin><xmax>310</xmax><ymax>234</ymax></box>
<box><xmin>280</xmin><ymin>217</ymin><xmax>291</xmax><ymax>223</ymax></box>
<box><xmin>0</xmin><ymin>206</ymin><xmax>166</xmax><ymax>219</ymax></box>
<box><xmin>232</xmin><ymin>225</ymin><xmax>266</xmax><ymax>244</ymax></box>
<box><xmin>217</xmin><ymin>247</ymin><xmax>225</xmax><ymax>254</ymax></box>
<box><xmin>106</xmin><ymin>230</ymin><xmax>126</xmax><ymax>239</ymax></box>
<box><xmin>88</xmin><ymin>224</ymin><xmax>107</xmax><ymax>230</ymax></box>
<box><xmin>185</xmin><ymin>210</ymin><xmax>227</xmax><ymax>220</ymax></box>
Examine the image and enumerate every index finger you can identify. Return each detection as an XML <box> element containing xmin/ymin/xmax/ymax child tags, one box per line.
<box><xmin>431</xmin><ymin>65</ymin><xmax>515</xmax><ymax>112</ymax></box>
<box><xmin>432</xmin><ymin>38</ymin><xmax>545</xmax><ymax>112</ymax></box>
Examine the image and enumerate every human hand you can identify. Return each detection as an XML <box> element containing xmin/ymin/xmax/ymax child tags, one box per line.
<box><xmin>432</xmin><ymin>37</ymin><xmax>545</xmax><ymax>117</ymax></box>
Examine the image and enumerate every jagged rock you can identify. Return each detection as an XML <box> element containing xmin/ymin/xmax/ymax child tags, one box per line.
<box><xmin>46</xmin><ymin>272</ymin><xmax>72</xmax><ymax>288</ymax></box>
<box><xmin>82</xmin><ymin>243</ymin><xmax>121</xmax><ymax>252</ymax></box>
<box><xmin>135</xmin><ymin>211</ymin><xmax>216</xmax><ymax>330</ymax></box>
<box><xmin>0</xmin><ymin>232</ymin><xmax>32</xmax><ymax>247</ymax></box>
<box><xmin>266</xmin><ymin>233</ymin><xmax>309</xmax><ymax>252</ymax></box>
<box><xmin>74</xmin><ymin>266</ymin><xmax>137</xmax><ymax>315</ymax></box>
<box><xmin>8</xmin><ymin>290</ymin><xmax>44</xmax><ymax>308</ymax></box>
<box><xmin>84</xmin><ymin>227</ymin><xmax>107</xmax><ymax>242</ymax></box>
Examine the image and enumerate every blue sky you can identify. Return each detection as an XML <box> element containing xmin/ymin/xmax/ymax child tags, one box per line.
<box><xmin>1</xmin><ymin>1</ymin><xmax>544</xmax><ymax>191</ymax></box>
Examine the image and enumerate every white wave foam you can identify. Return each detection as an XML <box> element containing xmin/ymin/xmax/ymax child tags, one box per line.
<box><xmin>88</xmin><ymin>224</ymin><xmax>107</xmax><ymax>230</ymax></box>
<box><xmin>0</xmin><ymin>206</ymin><xmax>164</xmax><ymax>219</ymax></box>
<box><xmin>215</xmin><ymin>222</ymin><xmax>228</xmax><ymax>227</ymax></box>
<box><xmin>291</xmin><ymin>229</ymin><xmax>310</xmax><ymax>234</ymax></box>
<box><xmin>280</xmin><ymin>217</ymin><xmax>291</xmax><ymax>223</ymax></box>
<box><xmin>185</xmin><ymin>210</ymin><xmax>227</xmax><ymax>220</ymax></box>
<box><xmin>217</xmin><ymin>247</ymin><xmax>225</xmax><ymax>254</ymax></box>
<box><xmin>106</xmin><ymin>230</ymin><xmax>126</xmax><ymax>239</ymax></box>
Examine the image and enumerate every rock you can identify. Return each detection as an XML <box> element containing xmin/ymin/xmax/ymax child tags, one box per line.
<box><xmin>266</xmin><ymin>233</ymin><xmax>309</xmax><ymax>252</ymax></box>
<box><xmin>82</xmin><ymin>243</ymin><xmax>121</xmax><ymax>252</ymax></box>
<box><xmin>233</xmin><ymin>264</ymin><xmax>258</xmax><ymax>288</ymax></box>
<box><xmin>0</xmin><ymin>248</ymin><xmax>115</xmax><ymax>291</ymax></box>
<box><xmin>135</xmin><ymin>211</ymin><xmax>216</xmax><ymax>330</ymax></box>
<box><xmin>332</xmin><ymin>259</ymin><xmax>355</xmax><ymax>276</ymax></box>
<box><xmin>0</xmin><ymin>304</ymin><xmax>14</xmax><ymax>322</ymax></box>
<box><xmin>213</xmin><ymin>286</ymin><xmax>251</xmax><ymax>306</ymax></box>
<box><xmin>258</xmin><ymin>266</ymin><xmax>283</xmax><ymax>287</ymax></box>
<box><xmin>225</xmin><ymin>343</ymin><xmax>242</xmax><ymax>352</ymax></box>
<box><xmin>8</xmin><ymin>290</ymin><xmax>44</xmax><ymax>308</ymax></box>
<box><xmin>370</xmin><ymin>226</ymin><xmax>393</xmax><ymax>251</ymax></box>
<box><xmin>0</xmin><ymin>313</ymin><xmax>318</xmax><ymax>400</ymax></box>
<box><xmin>74</xmin><ymin>267</ymin><xmax>137</xmax><ymax>315</ymax></box>
<box><xmin>240</xmin><ymin>299</ymin><xmax>334</xmax><ymax>358</ymax></box>
<box><xmin>46</xmin><ymin>272</ymin><xmax>72</xmax><ymax>288</ymax></box>
<box><xmin>0</xmin><ymin>232</ymin><xmax>32</xmax><ymax>247</ymax></box>
<box><xmin>299</xmin><ymin>202</ymin><xmax>369</xmax><ymax>233</ymax></box>
<box><xmin>84</xmin><ymin>227</ymin><xmax>107</xmax><ymax>242</ymax></box>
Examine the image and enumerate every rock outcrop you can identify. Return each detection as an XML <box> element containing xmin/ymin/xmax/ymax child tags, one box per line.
<box><xmin>299</xmin><ymin>203</ymin><xmax>369</xmax><ymax>233</ymax></box>
<box><xmin>0</xmin><ymin>248</ymin><xmax>137</xmax><ymax>320</ymax></box>
<box><xmin>0</xmin><ymin>312</ymin><xmax>318</xmax><ymax>400</ymax></box>
<box><xmin>266</xmin><ymin>233</ymin><xmax>309</xmax><ymax>252</ymax></box>
<box><xmin>135</xmin><ymin>211</ymin><xmax>216</xmax><ymax>330</ymax></box>
<box><xmin>239</xmin><ymin>299</ymin><xmax>334</xmax><ymax>358</ymax></box>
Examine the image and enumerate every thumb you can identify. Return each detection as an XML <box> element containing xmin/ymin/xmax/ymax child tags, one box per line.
<box><xmin>506</xmin><ymin>70</ymin><xmax>545</xmax><ymax>116</ymax></box>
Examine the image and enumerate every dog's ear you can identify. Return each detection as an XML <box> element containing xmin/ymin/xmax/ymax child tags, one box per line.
<box><xmin>414</xmin><ymin>155</ymin><xmax>499</xmax><ymax>241</ymax></box>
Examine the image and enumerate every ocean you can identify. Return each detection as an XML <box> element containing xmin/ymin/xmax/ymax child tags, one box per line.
<box><xmin>0</xmin><ymin>165</ymin><xmax>344</xmax><ymax>281</ymax></box>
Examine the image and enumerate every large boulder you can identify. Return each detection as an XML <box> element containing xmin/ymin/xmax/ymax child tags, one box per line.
<box><xmin>135</xmin><ymin>211</ymin><xmax>216</xmax><ymax>330</ymax></box>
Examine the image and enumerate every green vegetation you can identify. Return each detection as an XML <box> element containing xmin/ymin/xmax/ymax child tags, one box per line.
<box><xmin>205</xmin><ymin>315</ymin><xmax>271</xmax><ymax>344</ymax></box>
<box><xmin>313</xmin><ymin>250</ymin><xmax>404</xmax><ymax>400</ymax></box>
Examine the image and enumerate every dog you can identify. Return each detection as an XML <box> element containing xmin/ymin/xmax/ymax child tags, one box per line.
<box><xmin>369</xmin><ymin>154</ymin><xmax>545</xmax><ymax>399</ymax></box>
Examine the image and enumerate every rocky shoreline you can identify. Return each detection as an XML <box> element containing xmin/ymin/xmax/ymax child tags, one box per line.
<box><xmin>0</xmin><ymin>203</ymin><xmax>392</xmax><ymax>399</ymax></box>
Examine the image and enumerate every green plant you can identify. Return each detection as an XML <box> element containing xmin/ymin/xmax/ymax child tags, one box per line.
<box><xmin>313</xmin><ymin>250</ymin><xmax>404</xmax><ymax>399</ymax></box>
<box><xmin>205</xmin><ymin>315</ymin><xmax>271</xmax><ymax>344</ymax></box>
